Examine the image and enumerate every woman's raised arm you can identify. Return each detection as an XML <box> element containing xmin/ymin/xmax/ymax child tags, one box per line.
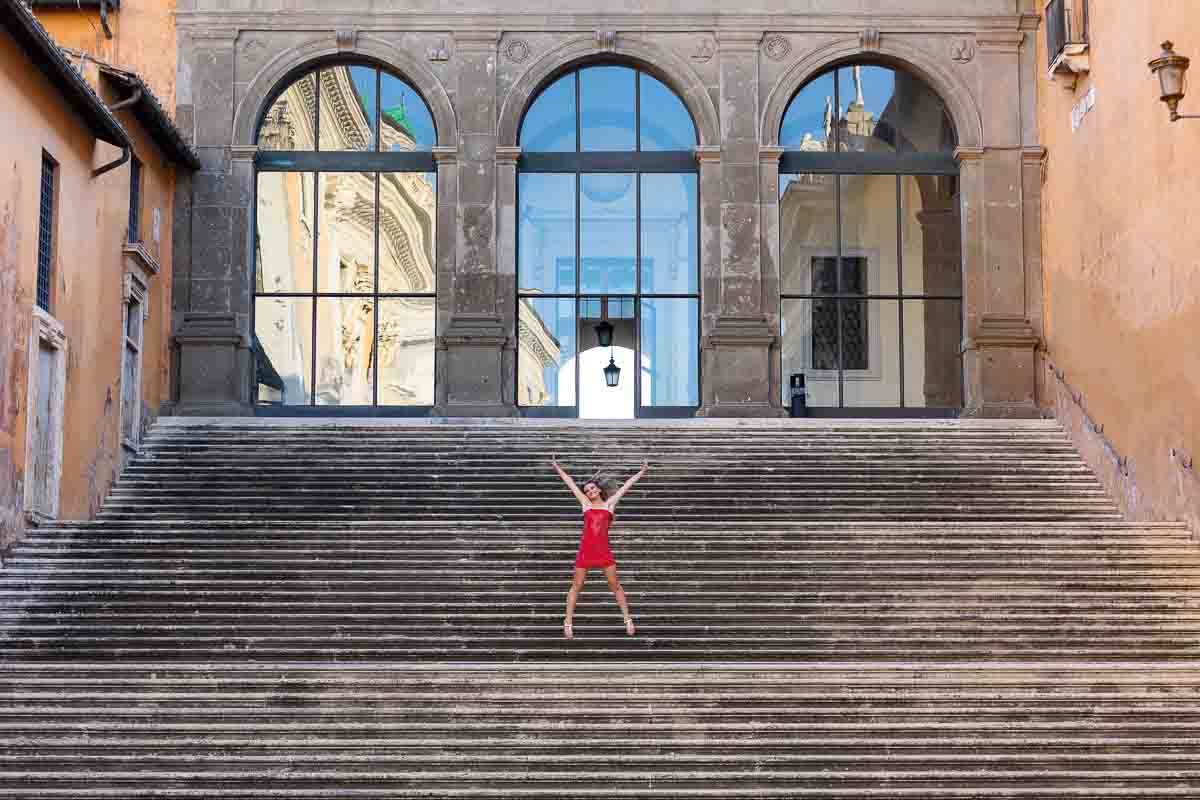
<box><xmin>551</xmin><ymin>455</ymin><xmax>589</xmax><ymax>506</ymax></box>
<box><xmin>606</xmin><ymin>460</ymin><xmax>648</xmax><ymax>509</ymax></box>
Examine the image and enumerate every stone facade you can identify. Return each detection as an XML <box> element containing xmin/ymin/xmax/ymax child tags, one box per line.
<box><xmin>173</xmin><ymin>0</ymin><xmax>1044</xmax><ymax>418</ymax></box>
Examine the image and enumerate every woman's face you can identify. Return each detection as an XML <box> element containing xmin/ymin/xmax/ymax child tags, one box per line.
<box><xmin>583</xmin><ymin>482</ymin><xmax>602</xmax><ymax>500</ymax></box>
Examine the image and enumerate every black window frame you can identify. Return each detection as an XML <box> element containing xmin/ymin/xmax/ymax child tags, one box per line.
<box><xmin>779</xmin><ymin>63</ymin><xmax>964</xmax><ymax>416</ymax></box>
<box><xmin>516</xmin><ymin>63</ymin><xmax>701</xmax><ymax>419</ymax></box>
<box><xmin>36</xmin><ymin>151</ymin><xmax>57</xmax><ymax>313</ymax></box>
<box><xmin>252</xmin><ymin>61</ymin><xmax>439</xmax><ymax>416</ymax></box>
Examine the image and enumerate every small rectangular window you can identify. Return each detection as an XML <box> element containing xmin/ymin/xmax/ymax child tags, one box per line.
<box><xmin>36</xmin><ymin>153</ymin><xmax>56</xmax><ymax>312</ymax></box>
<box><xmin>128</xmin><ymin>156</ymin><xmax>142</xmax><ymax>243</ymax></box>
<box><xmin>1046</xmin><ymin>0</ymin><xmax>1089</xmax><ymax>67</ymax></box>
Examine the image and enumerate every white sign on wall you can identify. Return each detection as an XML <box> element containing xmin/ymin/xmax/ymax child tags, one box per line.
<box><xmin>1072</xmin><ymin>86</ymin><xmax>1096</xmax><ymax>132</ymax></box>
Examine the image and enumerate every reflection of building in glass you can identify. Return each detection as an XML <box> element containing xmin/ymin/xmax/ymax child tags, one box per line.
<box><xmin>779</xmin><ymin>66</ymin><xmax>962</xmax><ymax>409</ymax></box>
<box><xmin>254</xmin><ymin>66</ymin><xmax>436</xmax><ymax>406</ymax></box>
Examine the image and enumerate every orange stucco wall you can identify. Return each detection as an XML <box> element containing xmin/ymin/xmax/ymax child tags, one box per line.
<box><xmin>1037</xmin><ymin>1</ymin><xmax>1200</xmax><ymax>530</ymax></box>
<box><xmin>0</xmin><ymin>25</ymin><xmax>177</xmax><ymax>551</ymax></box>
<box><xmin>36</xmin><ymin>0</ymin><xmax>176</xmax><ymax>110</ymax></box>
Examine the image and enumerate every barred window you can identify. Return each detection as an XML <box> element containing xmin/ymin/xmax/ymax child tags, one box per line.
<box><xmin>36</xmin><ymin>153</ymin><xmax>56</xmax><ymax>312</ymax></box>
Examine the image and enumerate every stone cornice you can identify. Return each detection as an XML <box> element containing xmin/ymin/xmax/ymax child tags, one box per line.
<box><xmin>953</xmin><ymin>145</ymin><xmax>986</xmax><ymax>163</ymax></box>
<box><xmin>975</xmin><ymin>30</ymin><xmax>1025</xmax><ymax>52</ymax></box>
<box><xmin>188</xmin><ymin>26</ymin><xmax>239</xmax><ymax>44</ymax></box>
<box><xmin>177</xmin><ymin>13</ymin><xmax>1030</xmax><ymax>35</ymax></box>
<box><xmin>454</xmin><ymin>30</ymin><xmax>502</xmax><ymax>50</ymax></box>
<box><xmin>1021</xmin><ymin>146</ymin><xmax>1047</xmax><ymax>163</ymax></box>
<box><xmin>495</xmin><ymin>146</ymin><xmax>521</xmax><ymax>165</ymax></box>
<box><xmin>715</xmin><ymin>29</ymin><xmax>764</xmax><ymax>50</ymax></box>
<box><xmin>694</xmin><ymin>145</ymin><xmax>722</xmax><ymax>164</ymax></box>
<box><xmin>965</xmin><ymin>314</ymin><xmax>1040</xmax><ymax>350</ymax></box>
<box><xmin>432</xmin><ymin>146</ymin><xmax>458</xmax><ymax>164</ymax></box>
<box><xmin>758</xmin><ymin>145</ymin><xmax>784</xmax><ymax>163</ymax></box>
<box><xmin>122</xmin><ymin>242</ymin><xmax>161</xmax><ymax>278</ymax></box>
<box><xmin>230</xmin><ymin>144</ymin><xmax>259</xmax><ymax>162</ymax></box>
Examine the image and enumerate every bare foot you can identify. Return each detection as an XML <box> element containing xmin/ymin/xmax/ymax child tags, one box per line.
<box><xmin>563</xmin><ymin>621</ymin><xmax>573</xmax><ymax>640</ymax></box>
<box><xmin>625</xmin><ymin>617</ymin><xmax>636</xmax><ymax>636</ymax></box>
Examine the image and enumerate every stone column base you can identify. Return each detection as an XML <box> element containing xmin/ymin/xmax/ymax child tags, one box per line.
<box><xmin>962</xmin><ymin>314</ymin><xmax>1041</xmax><ymax>419</ymax></box>
<box><xmin>173</xmin><ymin>312</ymin><xmax>252</xmax><ymax>416</ymax></box>
<box><xmin>697</xmin><ymin>320</ymin><xmax>787</xmax><ymax>418</ymax></box>
<box><xmin>436</xmin><ymin>314</ymin><xmax>517</xmax><ymax>417</ymax></box>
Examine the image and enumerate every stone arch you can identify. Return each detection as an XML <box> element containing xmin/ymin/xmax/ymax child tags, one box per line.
<box><xmin>233</xmin><ymin>33</ymin><xmax>458</xmax><ymax>148</ymax></box>
<box><xmin>497</xmin><ymin>35</ymin><xmax>719</xmax><ymax>147</ymax></box>
<box><xmin>760</xmin><ymin>36</ymin><xmax>982</xmax><ymax>150</ymax></box>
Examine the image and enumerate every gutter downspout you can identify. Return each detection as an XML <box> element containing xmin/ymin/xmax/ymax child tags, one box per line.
<box><xmin>92</xmin><ymin>87</ymin><xmax>140</xmax><ymax>178</ymax></box>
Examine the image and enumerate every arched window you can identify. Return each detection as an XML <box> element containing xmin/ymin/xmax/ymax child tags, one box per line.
<box><xmin>778</xmin><ymin>64</ymin><xmax>963</xmax><ymax>413</ymax></box>
<box><xmin>253</xmin><ymin>63</ymin><xmax>437</xmax><ymax>409</ymax></box>
<box><xmin>516</xmin><ymin>65</ymin><xmax>700</xmax><ymax>418</ymax></box>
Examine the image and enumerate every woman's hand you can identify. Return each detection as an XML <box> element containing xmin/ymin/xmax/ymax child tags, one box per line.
<box><xmin>640</xmin><ymin>459</ymin><xmax>649</xmax><ymax>474</ymax></box>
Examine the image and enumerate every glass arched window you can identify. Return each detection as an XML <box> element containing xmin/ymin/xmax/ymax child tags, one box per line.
<box><xmin>779</xmin><ymin>64</ymin><xmax>963</xmax><ymax>414</ymax></box>
<box><xmin>253</xmin><ymin>63</ymin><xmax>437</xmax><ymax>409</ymax></box>
<box><xmin>516</xmin><ymin>65</ymin><xmax>700</xmax><ymax>418</ymax></box>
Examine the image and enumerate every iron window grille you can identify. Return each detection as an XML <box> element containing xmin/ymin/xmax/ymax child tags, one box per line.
<box><xmin>36</xmin><ymin>152</ymin><xmax>56</xmax><ymax>312</ymax></box>
<box><xmin>127</xmin><ymin>156</ymin><xmax>141</xmax><ymax>243</ymax></box>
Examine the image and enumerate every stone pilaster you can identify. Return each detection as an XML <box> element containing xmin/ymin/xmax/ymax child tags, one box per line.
<box><xmin>438</xmin><ymin>30</ymin><xmax>513</xmax><ymax>416</ymax></box>
<box><xmin>956</xmin><ymin>142</ymin><xmax>1040</xmax><ymax>418</ymax></box>
<box><xmin>698</xmin><ymin>32</ymin><xmax>782</xmax><ymax>417</ymax></box>
<box><xmin>174</xmin><ymin>28</ymin><xmax>252</xmax><ymax>416</ymax></box>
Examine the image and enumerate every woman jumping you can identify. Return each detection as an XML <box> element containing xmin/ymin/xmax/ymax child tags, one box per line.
<box><xmin>551</xmin><ymin>456</ymin><xmax>648</xmax><ymax>640</ymax></box>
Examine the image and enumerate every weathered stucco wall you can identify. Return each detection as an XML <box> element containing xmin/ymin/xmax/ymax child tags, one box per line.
<box><xmin>36</xmin><ymin>0</ymin><xmax>177</xmax><ymax>110</ymax></box>
<box><xmin>1037</xmin><ymin>1</ymin><xmax>1200</xmax><ymax>531</ymax></box>
<box><xmin>0</xmin><ymin>20</ymin><xmax>178</xmax><ymax>552</ymax></box>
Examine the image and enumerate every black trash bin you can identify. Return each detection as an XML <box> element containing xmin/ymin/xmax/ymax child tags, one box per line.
<box><xmin>789</xmin><ymin>373</ymin><xmax>808</xmax><ymax>418</ymax></box>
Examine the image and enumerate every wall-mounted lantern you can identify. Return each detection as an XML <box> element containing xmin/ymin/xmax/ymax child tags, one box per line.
<box><xmin>1149</xmin><ymin>41</ymin><xmax>1198</xmax><ymax>122</ymax></box>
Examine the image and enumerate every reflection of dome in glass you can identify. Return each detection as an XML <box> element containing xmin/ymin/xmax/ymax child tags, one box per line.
<box><xmin>383</xmin><ymin>104</ymin><xmax>414</xmax><ymax>140</ymax></box>
<box><xmin>582</xmin><ymin>173</ymin><xmax>633</xmax><ymax>204</ymax></box>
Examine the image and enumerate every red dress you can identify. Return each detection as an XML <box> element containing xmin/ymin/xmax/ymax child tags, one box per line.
<box><xmin>575</xmin><ymin>506</ymin><xmax>616</xmax><ymax>569</ymax></box>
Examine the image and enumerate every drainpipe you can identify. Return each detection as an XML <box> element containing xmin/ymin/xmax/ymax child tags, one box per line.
<box><xmin>92</xmin><ymin>87</ymin><xmax>140</xmax><ymax>178</ymax></box>
<box><xmin>99</xmin><ymin>0</ymin><xmax>112</xmax><ymax>40</ymax></box>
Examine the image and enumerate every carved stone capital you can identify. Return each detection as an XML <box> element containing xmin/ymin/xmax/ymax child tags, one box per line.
<box><xmin>758</xmin><ymin>145</ymin><xmax>784</xmax><ymax>164</ymax></box>
<box><xmin>495</xmin><ymin>145</ymin><xmax>522</xmax><ymax>166</ymax></box>
<box><xmin>954</xmin><ymin>145</ymin><xmax>986</xmax><ymax>163</ymax></box>
<box><xmin>230</xmin><ymin>144</ymin><xmax>259</xmax><ymax>162</ymax></box>
<box><xmin>965</xmin><ymin>315</ymin><xmax>1040</xmax><ymax>350</ymax></box>
<box><xmin>432</xmin><ymin>146</ymin><xmax>459</xmax><ymax>164</ymax></box>
<box><xmin>1021</xmin><ymin>146</ymin><xmax>1048</xmax><ymax>164</ymax></box>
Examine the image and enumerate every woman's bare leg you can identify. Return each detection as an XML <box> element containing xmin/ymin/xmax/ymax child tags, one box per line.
<box><xmin>563</xmin><ymin>568</ymin><xmax>587</xmax><ymax>639</ymax></box>
<box><xmin>604</xmin><ymin>565</ymin><xmax>635</xmax><ymax>635</ymax></box>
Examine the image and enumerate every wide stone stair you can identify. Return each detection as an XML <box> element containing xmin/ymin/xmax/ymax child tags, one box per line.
<box><xmin>1</xmin><ymin>418</ymin><xmax>1199</xmax><ymax>797</ymax></box>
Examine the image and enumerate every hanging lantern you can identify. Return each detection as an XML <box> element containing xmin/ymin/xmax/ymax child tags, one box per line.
<box><xmin>594</xmin><ymin>319</ymin><xmax>614</xmax><ymax>348</ymax></box>
<box><xmin>603</xmin><ymin>356</ymin><xmax>621</xmax><ymax>388</ymax></box>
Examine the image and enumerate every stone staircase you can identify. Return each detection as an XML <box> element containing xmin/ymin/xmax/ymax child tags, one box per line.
<box><xmin>1</xmin><ymin>417</ymin><xmax>1199</xmax><ymax>797</ymax></box>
